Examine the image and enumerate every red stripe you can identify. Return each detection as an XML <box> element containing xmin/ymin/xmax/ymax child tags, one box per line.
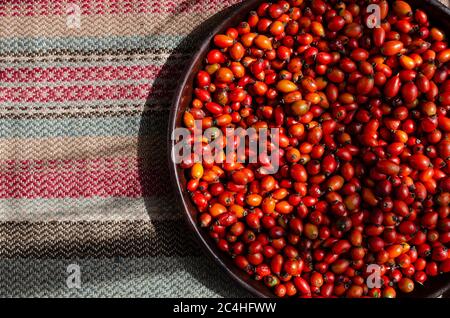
<box><xmin>1</xmin><ymin>65</ymin><xmax>182</xmax><ymax>83</ymax></box>
<box><xmin>0</xmin><ymin>158</ymin><xmax>166</xmax><ymax>198</ymax></box>
<box><xmin>0</xmin><ymin>0</ymin><xmax>243</xmax><ymax>17</ymax></box>
<box><xmin>0</xmin><ymin>83</ymin><xmax>169</xmax><ymax>103</ymax></box>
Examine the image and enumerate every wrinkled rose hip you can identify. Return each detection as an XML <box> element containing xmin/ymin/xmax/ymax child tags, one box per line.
<box><xmin>179</xmin><ymin>0</ymin><xmax>450</xmax><ymax>298</ymax></box>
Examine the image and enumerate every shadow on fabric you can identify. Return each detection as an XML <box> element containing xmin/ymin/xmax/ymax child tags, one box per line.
<box><xmin>137</xmin><ymin>0</ymin><xmax>253</xmax><ymax>298</ymax></box>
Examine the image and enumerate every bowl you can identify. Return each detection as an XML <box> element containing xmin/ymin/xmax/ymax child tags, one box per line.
<box><xmin>168</xmin><ymin>0</ymin><xmax>450</xmax><ymax>298</ymax></box>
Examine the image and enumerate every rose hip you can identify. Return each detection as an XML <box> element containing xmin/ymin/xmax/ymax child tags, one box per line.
<box><xmin>179</xmin><ymin>0</ymin><xmax>450</xmax><ymax>298</ymax></box>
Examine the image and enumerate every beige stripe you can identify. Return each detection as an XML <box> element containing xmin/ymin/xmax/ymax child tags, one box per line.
<box><xmin>0</xmin><ymin>101</ymin><xmax>165</xmax><ymax>116</ymax></box>
<box><xmin>3</xmin><ymin>3</ymin><xmax>448</xmax><ymax>39</ymax></box>
<box><xmin>0</xmin><ymin>12</ymin><xmax>215</xmax><ymax>38</ymax></box>
<box><xmin>0</xmin><ymin>196</ymin><xmax>178</xmax><ymax>222</ymax></box>
<box><xmin>0</xmin><ymin>136</ymin><xmax>149</xmax><ymax>160</ymax></box>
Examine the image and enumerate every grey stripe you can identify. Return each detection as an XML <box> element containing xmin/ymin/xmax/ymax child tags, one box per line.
<box><xmin>0</xmin><ymin>257</ymin><xmax>252</xmax><ymax>298</ymax></box>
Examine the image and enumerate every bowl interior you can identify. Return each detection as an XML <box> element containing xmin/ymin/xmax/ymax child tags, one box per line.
<box><xmin>169</xmin><ymin>0</ymin><xmax>450</xmax><ymax>298</ymax></box>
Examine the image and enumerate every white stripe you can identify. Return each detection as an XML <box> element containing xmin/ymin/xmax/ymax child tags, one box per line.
<box><xmin>0</xmin><ymin>52</ymin><xmax>183</xmax><ymax>64</ymax></box>
<box><xmin>0</xmin><ymin>97</ymin><xmax>172</xmax><ymax>112</ymax></box>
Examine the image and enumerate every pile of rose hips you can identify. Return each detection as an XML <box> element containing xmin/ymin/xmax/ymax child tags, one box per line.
<box><xmin>180</xmin><ymin>0</ymin><xmax>450</xmax><ymax>298</ymax></box>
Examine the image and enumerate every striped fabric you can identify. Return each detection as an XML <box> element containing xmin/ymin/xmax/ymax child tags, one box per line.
<box><xmin>0</xmin><ymin>0</ymin><xmax>252</xmax><ymax>298</ymax></box>
<box><xmin>2</xmin><ymin>0</ymin><xmax>449</xmax><ymax>298</ymax></box>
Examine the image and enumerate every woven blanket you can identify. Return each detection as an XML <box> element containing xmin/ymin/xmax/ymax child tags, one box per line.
<box><xmin>1</xmin><ymin>0</ymin><xmax>449</xmax><ymax>298</ymax></box>
<box><xmin>0</xmin><ymin>0</ymin><xmax>252</xmax><ymax>298</ymax></box>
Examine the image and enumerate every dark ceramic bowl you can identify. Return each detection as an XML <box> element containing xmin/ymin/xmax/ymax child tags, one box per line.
<box><xmin>168</xmin><ymin>0</ymin><xmax>450</xmax><ymax>298</ymax></box>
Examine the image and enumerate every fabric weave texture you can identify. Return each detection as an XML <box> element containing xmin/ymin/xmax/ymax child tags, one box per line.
<box><xmin>1</xmin><ymin>0</ymin><xmax>449</xmax><ymax>298</ymax></box>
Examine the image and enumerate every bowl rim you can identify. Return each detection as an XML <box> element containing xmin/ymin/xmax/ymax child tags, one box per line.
<box><xmin>167</xmin><ymin>0</ymin><xmax>270</xmax><ymax>298</ymax></box>
<box><xmin>167</xmin><ymin>0</ymin><xmax>450</xmax><ymax>298</ymax></box>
